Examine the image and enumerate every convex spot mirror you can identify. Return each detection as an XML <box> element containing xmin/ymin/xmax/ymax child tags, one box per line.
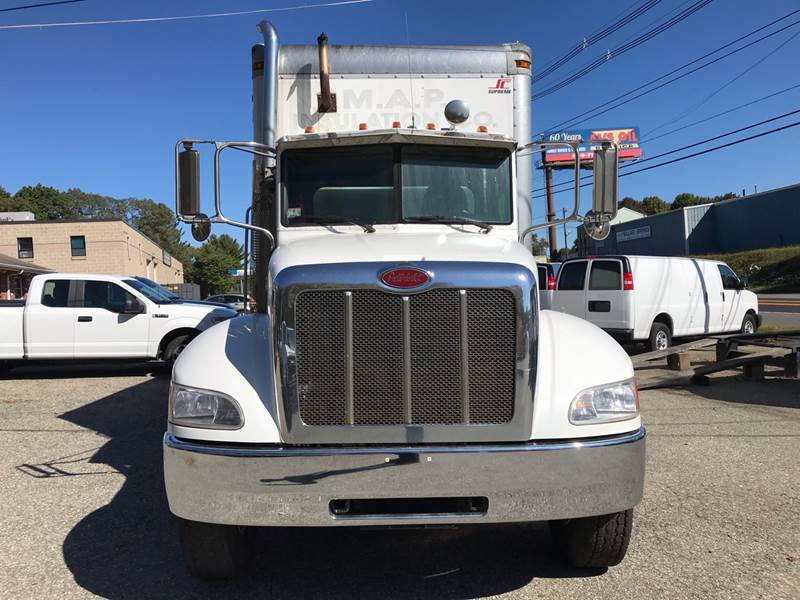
<box><xmin>191</xmin><ymin>215</ymin><xmax>211</xmax><ymax>242</ymax></box>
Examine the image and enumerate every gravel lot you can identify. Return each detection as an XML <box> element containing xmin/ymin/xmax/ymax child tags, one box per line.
<box><xmin>0</xmin><ymin>361</ymin><xmax>797</xmax><ymax>599</ymax></box>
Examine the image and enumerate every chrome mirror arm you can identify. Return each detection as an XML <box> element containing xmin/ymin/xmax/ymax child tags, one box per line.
<box><xmin>517</xmin><ymin>141</ymin><xmax>581</xmax><ymax>244</ymax></box>
<box><xmin>174</xmin><ymin>139</ymin><xmax>277</xmax><ymax>251</ymax></box>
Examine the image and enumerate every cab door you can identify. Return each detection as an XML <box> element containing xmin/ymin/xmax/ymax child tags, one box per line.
<box><xmin>74</xmin><ymin>280</ymin><xmax>150</xmax><ymax>357</ymax></box>
<box><xmin>552</xmin><ymin>260</ymin><xmax>588</xmax><ymax>320</ymax></box>
<box><xmin>586</xmin><ymin>258</ymin><xmax>631</xmax><ymax>331</ymax></box>
<box><xmin>717</xmin><ymin>264</ymin><xmax>745</xmax><ymax>332</ymax></box>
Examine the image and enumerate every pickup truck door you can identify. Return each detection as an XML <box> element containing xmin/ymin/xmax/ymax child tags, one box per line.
<box><xmin>23</xmin><ymin>278</ymin><xmax>77</xmax><ymax>358</ymax></box>
<box><xmin>74</xmin><ymin>280</ymin><xmax>150</xmax><ymax>358</ymax></box>
<box><xmin>0</xmin><ymin>300</ymin><xmax>26</xmax><ymax>359</ymax></box>
<box><xmin>552</xmin><ymin>260</ymin><xmax>588</xmax><ymax>320</ymax></box>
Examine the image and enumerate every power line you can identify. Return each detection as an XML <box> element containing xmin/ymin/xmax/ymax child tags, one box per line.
<box><xmin>537</xmin><ymin>9</ymin><xmax>800</xmax><ymax>134</ymax></box>
<box><xmin>534</xmin><ymin>0</ymin><xmax>663</xmax><ymax>82</ymax></box>
<box><xmin>0</xmin><ymin>0</ymin><xmax>87</xmax><ymax>13</ymax></box>
<box><xmin>532</xmin><ymin>0</ymin><xmax>714</xmax><ymax>100</ymax></box>
<box><xmin>643</xmin><ymin>28</ymin><xmax>800</xmax><ymax>138</ymax></box>
<box><xmin>533</xmin><ymin>109</ymin><xmax>800</xmax><ymax>196</ymax></box>
<box><xmin>0</xmin><ymin>0</ymin><xmax>374</xmax><ymax>29</ymax></box>
<box><xmin>642</xmin><ymin>82</ymin><xmax>800</xmax><ymax>144</ymax></box>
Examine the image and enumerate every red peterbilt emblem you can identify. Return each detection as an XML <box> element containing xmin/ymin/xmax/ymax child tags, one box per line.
<box><xmin>380</xmin><ymin>267</ymin><xmax>430</xmax><ymax>289</ymax></box>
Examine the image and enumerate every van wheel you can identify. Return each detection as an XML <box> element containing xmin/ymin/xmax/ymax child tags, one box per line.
<box><xmin>163</xmin><ymin>334</ymin><xmax>194</xmax><ymax>365</ymax></box>
<box><xmin>741</xmin><ymin>314</ymin><xmax>757</xmax><ymax>335</ymax></box>
<box><xmin>176</xmin><ymin>517</ymin><xmax>253</xmax><ymax>579</ymax></box>
<box><xmin>549</xmin><ymin>509</ymin><xmax>633</xmax><ymax>568</ymax></box>
<box><xmin>648</xmin><ymin>322</ymin><xmax>671</xmax><ymax>352</ymax></box>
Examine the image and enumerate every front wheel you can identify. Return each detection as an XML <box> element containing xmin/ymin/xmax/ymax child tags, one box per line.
<box><xmin>549</xmin><ymin>509</ymin><xmax>634</xmax><ymax>568</ymax></box>
<box><xmin>163</xmin><ymin>334</ymin><xmax>195</xmax><ymax>366</ymax></box>
<box><xmin>648</xmin><ymin>322</ymin><xmax>671</xmax><ymax>352</ymax></box>
<box><xmin>741</xmin><ymin>313</ymin><xmax>758</xmax><ymax>335</ymax></box>
<box><xmin>176</xmin><ymin>517</ymin><xmax>254</xmax><ymax>579</ymax></box>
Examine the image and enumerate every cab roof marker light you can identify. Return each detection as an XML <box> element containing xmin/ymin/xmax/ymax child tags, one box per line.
<box><xmin>358</xmin><ymin>122</ymin><xmax>368</xmax><ymax>130</ymax></box>
<box><xmin>515</xmin><ymin>59</ymin><xmax>531</xmax><ymax>69</ymax></box>
<box><xmin>392</xmin><ymin>120</ymin><xmax>401</xmax><ymax>128</ymax></box>
<box><xmin>304</xmin><ymin>125</ymin><xmax>314</xmax><ymax>133</ymax></box>
<box><xmin>477</xmin><ymin>125</ymin><xmax>488</xmax><ymax>133</ymax></box>
<box><xmin>425</xmin><ymin>122</ymin><xmax>436</xmax><ymax>130</ymax></box>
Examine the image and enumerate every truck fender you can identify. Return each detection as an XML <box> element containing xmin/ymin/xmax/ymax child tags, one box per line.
<box><xmin>170</xmin><ymin>313</ymin><xmax>280</xmax><ymax>443</ymax></box>
<box><xmin>532</xmin><ymin>309</ymin><xmax>640</xmax><ymax>440</ymax></box>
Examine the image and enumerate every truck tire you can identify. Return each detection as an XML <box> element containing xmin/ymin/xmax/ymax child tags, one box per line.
<box><xmin>176</xmin><ymin>517</ymin><xmax>253</xmax><ymax>579</ymax></box>
<box><xmin>648</xmin><ymin>322</ymin><xmax>671</xmax><ymax>352</ymax></box>
<box><xmin>741</xmin><ymin>313</ymin><xmax>758</xmax><ymax>335</ymax></box>
<box><xmin>549</xmin><ymin>509</ymin><xmax>633</xmax><ymax>569</ymax></box>
<box><xmin>163</xmin><ymin>334</ymin><xmax>195</xmax><ymax>366</ymax></box>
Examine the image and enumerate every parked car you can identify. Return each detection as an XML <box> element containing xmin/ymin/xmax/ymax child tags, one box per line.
<box><xmin>537</xmin><ymin>262</ymin><xmax>560</xmax><ymax>310</ymax></box>
<box><xmin>551</xmin><ymin>255</ymin><xmax>760</xmax><ymax>350</ymax></box>
<box><xmin>0</xmin><ymin>273</ymin><xmax>237</xmax><ymax>366</ymax></box>
<box><xmin>134</xmin><ymin>277</ymin><xmax>230</xmax><ymax>309</ymax></box>
<box><xmin>204</xmin><ymin>293</ymin><xmax>253</xmax><ymax>312</ymax></box>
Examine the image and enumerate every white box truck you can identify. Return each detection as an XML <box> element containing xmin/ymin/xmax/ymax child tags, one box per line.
<box><xmin>551</xmin><ymin>255</ymin><xmax>760</xmax><ymax>350</ymax></box>
<box><xmin>163</xmin><ymin>22</ymin><xmax>644</xmax><ymax>579</ymax></box>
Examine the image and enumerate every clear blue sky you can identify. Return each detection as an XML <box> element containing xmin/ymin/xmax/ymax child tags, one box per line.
<box><xmin>1</xmin><ymin>0</ymin><xmax>799</xmax><ymax>247</ymax></box>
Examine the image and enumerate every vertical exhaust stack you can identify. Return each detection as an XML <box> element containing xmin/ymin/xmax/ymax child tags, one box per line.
<box><xmin>317</xmin><ymin>33</ymin><xmax>337</xmax><ymax>113</ymax></box>
<box><xmin>252</xmin><ymin>20</ymin><xmax>279</xmax><ymax>314</ymax></box>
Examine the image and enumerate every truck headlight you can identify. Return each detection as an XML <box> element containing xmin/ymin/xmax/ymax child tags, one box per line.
<box><xmin>569</xmin><ymin>379</ymin><xmax>639</xmax><ymax>425</ymax></box>
<box><xmin>169</xmin><ymin>383</ymin><xmax>243</xmax><ymax>429</ymax></box>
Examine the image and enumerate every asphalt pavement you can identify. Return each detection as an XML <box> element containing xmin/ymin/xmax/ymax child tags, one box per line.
<box><xmin>0</xmin><ymin>361</ymin><xmax>798</xmax><ymax>599</ymax></box>
<box><xmin>759</xmin><ymin>294</ymin><xmax>800</xmax><ymax>329</ymax></box>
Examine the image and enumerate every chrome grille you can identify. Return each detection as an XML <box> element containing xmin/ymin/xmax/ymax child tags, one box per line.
<box><xmin>294</xmin><ymin>288</ymin><xmax>516</xmax><ymax>427</ymax></box>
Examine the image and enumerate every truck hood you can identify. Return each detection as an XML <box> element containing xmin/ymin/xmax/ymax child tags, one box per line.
<box><xmin>270</xmin><ymin>232</ymin><xmax>537</xmax><ymax>275</ymax></box>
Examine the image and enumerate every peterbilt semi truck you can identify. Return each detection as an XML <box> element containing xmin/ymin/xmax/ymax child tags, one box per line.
<box><xmin>163</xmin><ymin>22</ymin><xmax>644</xmax><ymax>579</ymax></box>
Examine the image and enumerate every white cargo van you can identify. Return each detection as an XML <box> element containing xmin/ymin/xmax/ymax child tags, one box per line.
<box><xmin>552</xmin><ymin>255</ymin><xmax>760</xmax><ymax>350</ymax></box>
<box><xmin>536</xmin><ymin>262</ymin><xmax>559</xmax><ymax>310</ymax></box>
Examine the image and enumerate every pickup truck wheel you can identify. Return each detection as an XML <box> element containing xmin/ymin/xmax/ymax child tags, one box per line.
<box><xmin>176</xmin><ymin>517</ymin><xmax>253</xmax><ymax>579</ymax></box>
<box><xmin>163</xmin><ymin>334</ymin><xmax>194</xmax><ymax>365</ymax></box>
<box><xmin>549</xmin><ymin>509</ymin><xmax>633</xmax><ymax>568</ymax></box>
<box><xmin>741</xmin><ymin>313</ymin><xmax>757</xmax><ymax>335</ymax></box>
<box><xmin>648</xmin><ymin>322</ymin><xmax>671</xmax><ymax>352</ymax></box>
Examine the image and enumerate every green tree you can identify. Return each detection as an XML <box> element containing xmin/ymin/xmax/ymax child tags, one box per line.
<box><xmin>191</xmin><ymin>234</ymin><xmax>244</xmax><ymax>296</ymax></box>
<box><xmin>641</xmin><ymin>195</ymin><xmax>668</xmax><ymax>215</ymax></box>
<box><xmin>62</xmin><ymin>188</ymin><xmax>129</xmax><ymax>220</ymax></box>
<box><xmin>530</xmin><ymin>234</ymin><xmax>548</xmax><ymax>257</ymax></box>
<box><xmin>0</xmin><ymin>186</ymin><xmax>9</xmax><ymax>200</ymax></box>
<box><xmin>12</xmin><ymin>184</ymin><xmax>76</xmax><ymax>220</ymax></box>
<box><xmin>618</xmin><ymin>197</ymin><xmax>644</xmax><ymax>213</ymax></box>
<box><xmin>671</xmin><ymin>192</ymin><xmax>706</xmax><ymax>210</ymax></box>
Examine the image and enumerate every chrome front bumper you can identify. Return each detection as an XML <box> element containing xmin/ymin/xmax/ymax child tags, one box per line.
<box><xmin>163</xmin><ymin>426</ymin><xmax>645</xmax><ymax>527</ymax></box>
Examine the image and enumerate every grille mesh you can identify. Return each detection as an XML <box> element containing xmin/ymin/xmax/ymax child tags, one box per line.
<box><xmin>294</xmin><ymin>288</ymin><xmax>516</xmax><ymax>427</ymax></box>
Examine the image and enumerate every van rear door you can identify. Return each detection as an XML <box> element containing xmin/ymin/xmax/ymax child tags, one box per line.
<box><xmin>586</xmin><ymin>258</ymin><xmax>632</xmax><ymax>333</ymax></box>
<box><xmin>552</xmin><ymin>260</ymin><xmax>588</xmax><ymax>320</ymax></box>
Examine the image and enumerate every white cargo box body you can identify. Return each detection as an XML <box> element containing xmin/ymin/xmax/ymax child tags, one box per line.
<box><xmin>275</xmin><ymin>43</ymin><xmax>533</xmax><ymax>229</ymax></box>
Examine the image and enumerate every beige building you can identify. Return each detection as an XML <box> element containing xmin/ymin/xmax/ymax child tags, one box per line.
<box><xmin>0</xmin><ymin>219</ymin><xmax>184</xmax><ymax>290</ymax></box>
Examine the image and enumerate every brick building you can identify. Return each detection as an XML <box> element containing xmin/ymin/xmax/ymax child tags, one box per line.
<box><xmin>0</xmin><ymin>220</ymin><xmax>183</xmax><ymax>297</ymax></box>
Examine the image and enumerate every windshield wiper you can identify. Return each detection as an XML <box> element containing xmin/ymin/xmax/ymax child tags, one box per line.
<box><xmin>404</xmin><ymin>215</ymin><xmax>493</xmax><ymax>234</ymax></box>
<box><xmin>290</xmin><ymin>215</ymin><xmax>375</xmax><ymax>233</ymax></box>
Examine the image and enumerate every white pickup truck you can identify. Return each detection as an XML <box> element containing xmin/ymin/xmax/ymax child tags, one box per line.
<box><xmin>0</xmin><ymin>273</ymin><xmax>236</xmax><ymax>367</ymax></box>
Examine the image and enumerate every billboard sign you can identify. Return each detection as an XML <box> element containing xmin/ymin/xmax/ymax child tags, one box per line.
<box><xmin>539</xmin><ymin>127</ymin><xmax>642</xmax><ymax>168</ymax></box>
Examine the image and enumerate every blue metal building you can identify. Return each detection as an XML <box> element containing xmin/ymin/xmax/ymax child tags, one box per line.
<box><xmin>589</xmin><ymin>182</ymin><xmax>800</xmax><ymax>256</ymax></box>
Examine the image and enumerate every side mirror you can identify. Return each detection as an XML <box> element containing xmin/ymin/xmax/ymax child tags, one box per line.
<box><xmin>178</xmin><ymin>145</ymin><xmax>200</xmax><ymax>217</ymax></box>
<box><xmin>124</xmin><ymin>299</ymin><xmax>145</xmax><ymax>314</ymax></box>
<box><xmin>591</xmin><ymin>142</ymin><xmax>618</xmax><ymax>220</ymax></box>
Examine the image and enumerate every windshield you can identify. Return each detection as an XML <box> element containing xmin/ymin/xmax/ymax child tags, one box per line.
<box><xmin>281</xmin><ymin>144</ymin><xmax>512</xmax><ymax>226</ymax></box>
<box><xmin>135</xmin><ymin>276</ymin><xmax>179</xmax><ymax>299</ymax></box>
<box><xmin>124</xmin><ymin>278</ymin><xmax>173</xmax><ymax>303</ymax></box>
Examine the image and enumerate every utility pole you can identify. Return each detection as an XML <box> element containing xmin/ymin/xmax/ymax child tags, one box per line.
<box><xmin>541</xmin><ymin>149</ymin><xmax>557</xmax><ymax>260</ymax></box>
<box><xmin>562</xmin><ymin>207</ymin><xmax>568</xmax><ymax>254</ymax></box>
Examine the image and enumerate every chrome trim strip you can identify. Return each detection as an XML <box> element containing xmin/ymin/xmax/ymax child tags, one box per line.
<box><xmin>344</xmin><ymin>291</ymin><xmax>354</xmax><ymax>425</ymax></box>
<box><xmin>458</xmin><ymin>290</ymin><xmax>470</xmax><ymax>423</ymax></box>
<box><xmin>164</xmin><ymin>425</ymin><xmax>645</xmax><ymax>458</ymax></box>
<box><xmin>401</xmin><ymin>296</ymin><xmax>412</xmax><ymax>424</ymax></box>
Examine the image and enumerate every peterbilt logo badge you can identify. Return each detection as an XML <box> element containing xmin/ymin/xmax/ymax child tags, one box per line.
<box><xmin>380</xmin><ymin>267</ymin><xmax>430</xmax><ymax>289</ymax></box>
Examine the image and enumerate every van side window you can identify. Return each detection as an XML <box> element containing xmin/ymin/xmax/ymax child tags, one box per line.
<box><xmin>84</xmin><ymin>281</ymin><xmax>136</xmax><ymax>312</ymax></box>
<box><xmin>537</xmin><ymin>266</ymin><xmax>547</xmax><ymax>291</ymax></box>
<box><xmin>717</xmin><ymin>264</ymin><xmax>740</xmax><ymax>290</ymax></box>
<box><xmin>41</xmin><ymin>280</ymin><xmax>70</xmax><ymax>307</ymax></box>
<box><xmin>589</xmin><ymin>260</ymin><xmax>622</xmax><ymax>290</ymax></box>
<box><xmin>557</xmin><ymin>261</ymin><xmax>587</xmax><ymax>291</ymax></box>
